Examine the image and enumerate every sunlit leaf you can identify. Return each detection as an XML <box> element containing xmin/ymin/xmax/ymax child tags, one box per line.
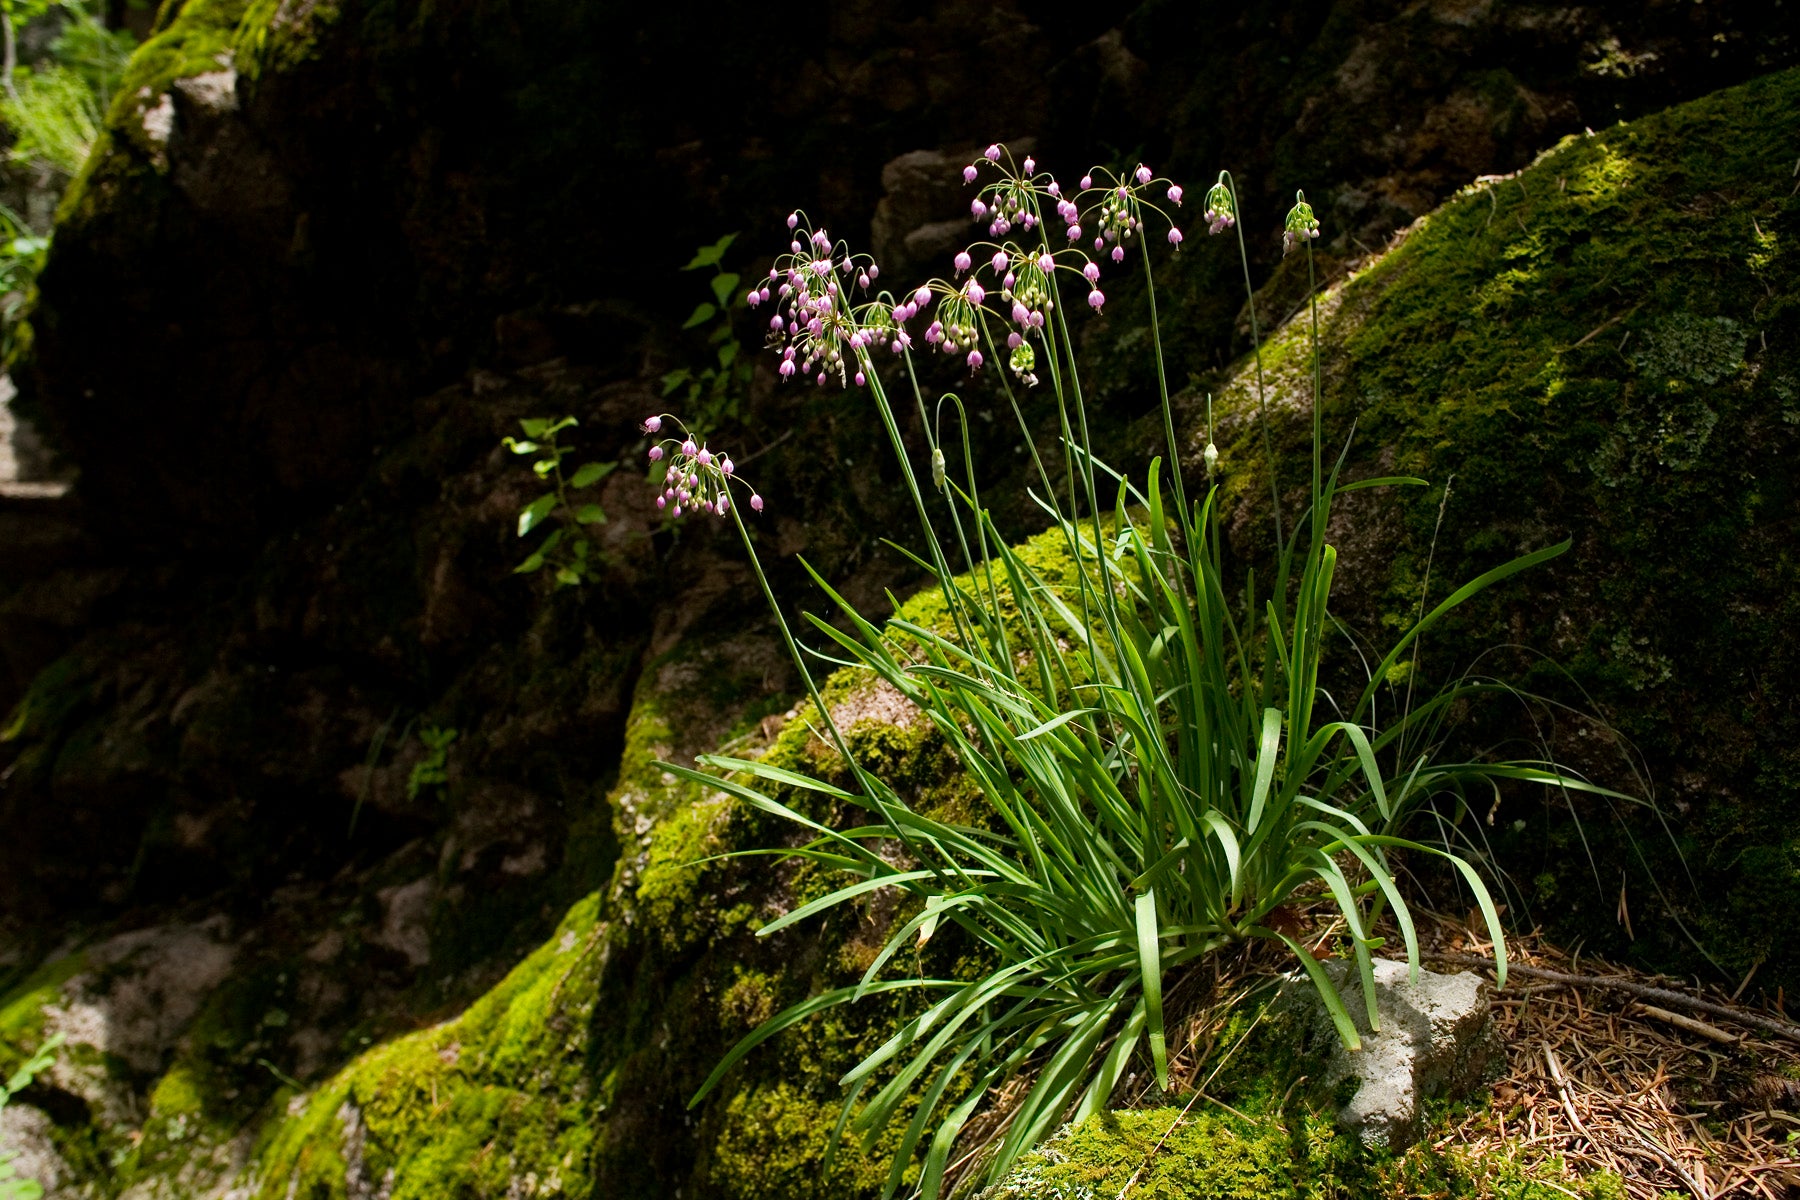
<box><xmin>681</xmin><ymin>231</ymin><xmax>738</xmax><ymax>270</ymax></box>
<box><xmin>517</xmin><ymin>494</ymin><xmax>556</xmax><ymax>537</ymax></box>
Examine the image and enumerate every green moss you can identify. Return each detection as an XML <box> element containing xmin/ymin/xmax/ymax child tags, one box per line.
<box><xmin>986</xmin><ymin>1106</ymin><xmax>1345</xmax><ymax>1200</ymax></box>
<box><xmin>55</xmin><ymin>0</ymin><xmax>340</xmax><ymax>229</ymax></box>
<box><xmin>988</xmin><ymin>1102</ymin><xmax>1624</xmax><ymax>1200</ymax></box>
<box><xmin>149</xmin><ymin>1062</ymin><xmax>207</xmax><ymax>1118</ymax></box>
<box><xmin>0</xmin><ymin>952</ymin><xmax>86</xmax><ymax>1075</ymax></box>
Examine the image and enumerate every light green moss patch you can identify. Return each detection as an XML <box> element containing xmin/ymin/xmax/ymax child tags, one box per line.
<box><xmin>0</xmin><ymin>952</ymin><xmax>86</xmax><ymax>1074</ymax></box>
<box><xmin>989</xmin><ymin>1105</ymin><xmax>1625</xmax><ymax>1200</ymax></box>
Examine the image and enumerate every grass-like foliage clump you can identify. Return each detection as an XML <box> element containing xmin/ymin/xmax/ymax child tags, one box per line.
<box><xmin>643</xmin><ymin>147</ymin><xmax>1627</xmax><ymax>1196</ymax></box>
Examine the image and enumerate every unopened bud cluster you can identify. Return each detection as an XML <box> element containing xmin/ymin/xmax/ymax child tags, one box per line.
<box><xmin>640</xmin><ymin>414</ymin><xmax>762</xmax><ymax>519</ymax></box>
<box><xmin>1203</xmin><ymin>174</ymin><xmax>1236</xmax><ymax>236</ymax></box>
<box><xmin>1283</xmin><ymin>191</ymin><xmax>1323</xmax><ymax>256</ymax></box>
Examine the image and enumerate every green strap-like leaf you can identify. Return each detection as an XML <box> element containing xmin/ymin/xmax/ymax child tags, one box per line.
<box><xmin>687</xmin><ymin>978</ymin><xmax>951</xmax><ymax>1107</ymax></box>
<box><xmin>758</xmin><ymin>868</ymin><xmax>972</xmax><ymax>938</ymax></box>
<box><xmin>1134</xmin><ymin>890</ymin><xmax>1168</xmax><ymax>1089</ymax></box>
<box><xmin>1245</xmin><ymin>706</ymin><xmax>1283</xmax><ymax>833</ymax></box>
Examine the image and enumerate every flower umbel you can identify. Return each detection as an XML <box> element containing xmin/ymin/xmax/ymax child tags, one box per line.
<box><xmin>641</xmin><ymin>414</ymin><xmax>758</xmax><ymax>519</ymax></box>
<box><xmin>765</xmin><ymin>218</ymin><xmax>903</xmax><ymax>389</ymax></box>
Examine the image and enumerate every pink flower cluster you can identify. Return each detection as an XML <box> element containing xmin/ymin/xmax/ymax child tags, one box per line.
<box><xmin>754</xmin><ymin>216</ymin><xmax>911</xmax><ymax>389</ymax></box>
<box><xmin>640</xmin><ymin>414</ymin><xmax>762</xmax><ymax>519</ymax></box>
<box><xmin>1067</xmin><ymin>162</ymin><xmax>1184</xmax><ymax>265</ymax></box>
<box><xmin>750</xmin><ymin>145</ymin><xmax>1192</xmax><ymax>390</ymax></box>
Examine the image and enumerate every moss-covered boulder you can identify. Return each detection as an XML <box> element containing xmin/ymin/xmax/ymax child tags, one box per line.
<box><xmin>1198</xmin><ymin>66</ymin><xmax>1800</xmax><ymax>986</ymax></box>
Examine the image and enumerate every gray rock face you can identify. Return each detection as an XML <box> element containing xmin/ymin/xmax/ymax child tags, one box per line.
<box><xmin>1287</xmin><ymin>958</ymin><xmax>1498</xmax><ymax>1151</ymax></box>
<box><xmin>0</xmin><ymin>1102</ymin><xmax>72</xmax><ymax>1197</ymax></box>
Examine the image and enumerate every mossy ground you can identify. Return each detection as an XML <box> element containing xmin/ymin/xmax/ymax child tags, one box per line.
<box><xmin>988</xmin><ymin>1106</ymin><xmax>1625</xmax><ymax>1200</ymax></box>
<box><xmin>984</xmin><ymin>994</ymin><xmax>1624</xmax><ymax>1200</ymax></box>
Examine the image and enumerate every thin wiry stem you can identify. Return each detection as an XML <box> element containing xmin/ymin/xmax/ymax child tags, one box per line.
<box><xmin>1225</xmin><ymin>171</ymin><xmax>1284</xmax><ymax>550</ymax></box>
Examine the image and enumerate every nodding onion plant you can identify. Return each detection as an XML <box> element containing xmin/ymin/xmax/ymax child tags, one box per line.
<box><xmin>641</xmin><ymin>145</ymin><xmax>1612</xmax><ymax>1198</ymax></box>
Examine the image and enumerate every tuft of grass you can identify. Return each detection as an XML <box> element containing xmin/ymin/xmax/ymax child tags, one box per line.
<box><xmin>677</xmin><ymin>151</ymin><xmax>1623</xmax><ymax>1197</ymax></box>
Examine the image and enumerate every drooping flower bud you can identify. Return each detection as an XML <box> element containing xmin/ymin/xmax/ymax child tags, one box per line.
<box><xmin>643</xmin><ymin>415</ymin><xmax>662</xmax><ymax>432</ymax></box>
<box><xmin>1168</xmin><ymin>227</ymin><xmax>1183</xmax><ymax>247</ymax></box>
<box><xmin>1083</xmin><ymin>261</ymin><xmax>1100</xmax><ymax>283</ymax></box>
<box><xmin>787</xmin><ymin>212</ymin><xmax>799</xmax><ymax>229</ymax></box>
<box><xmin>1203</xmin><ymin>174</ymin><xmax>1236</xmax><ymax>236</ymax></box>
<box><xmin>1167</xmin><ymin>184</ymin><xmax>1184</xmax><ymax>206</ymax></box>
<box><xmin>931</xmin><ymin>446</ymin><xmax>946</xmax><ymax>491</ymax></box>
<box><xmin>681</xmin><ymin>439</ymin><xmax>697</xmax><ymax>455</ymax></box>
<box><xmin>1080</xmin><ymin>174</ymin><xmax>1093</xmax><ymax>189</ymax></box>
<box><xmin>1283</xmin><ymin>190</ymin><xmax>1321</xmax><ymax>257</ymax></box>
<box><xmin>648</xmin><ymin>445</ymin><xmax>664</xmax><ymax>460</ymax></box>
<box><xmin>1088</xmin><ymin>289</ymin><xmax>1105</xmax><ymax>310</ymax></box>
<box><xmin>985</xmin><ymin>144</ymin><xmax>1001</xmax><ymax>162</ymax></box>
<box><xmin>966</xmin><ymin>349</ymin><xmax>983</xmax><ymax>370</ymax></box>
<box><xmin>963</xmin><ymin>164</ymin><xmax>978</xmax><ymax>184</ymax></box>
<box><xmin>954</xmin><ymin>251</ymin><xmax>972</xmax><ymax>274</ymax></box>
<box><xmin>1135</xmin><ymin>164</ymin><xmax>1152</xmax><ymax>184</ymax></box>
<box><xmin>750</xmin><ymin>494</ymin><xmax>764</xmax><ymax>512</ymax></box>
<box><xmin>1203</xmin><ymin>442</ymin><xmax>1219</xmax><ymax>473</ymax></box>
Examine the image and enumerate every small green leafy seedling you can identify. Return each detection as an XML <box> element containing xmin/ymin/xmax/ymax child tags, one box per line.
<box><xmin>660</xmin><ymin>233</ymin><xmax>753</xmax><ymax>431</ymax></box>
<box><xmin>503</xmin><ymin>416</ymin><xmax>617</xmax><ymax>587</ymax></box>
<box><xmin>406</xmin><ymin>724</ymin><xmax>457</xmax><ymax>801</ymax></box>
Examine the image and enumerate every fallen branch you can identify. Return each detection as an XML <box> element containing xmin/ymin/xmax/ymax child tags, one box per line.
<box><xmin>1635</xmin><ymin>1004</ymin><xmax>1739</xmax><ymax>1046</ymax></box>
<box><xmin>1427</xmin><ymin>952</ymin><xmax>1800</xmax><ymax>1045</ymax></box>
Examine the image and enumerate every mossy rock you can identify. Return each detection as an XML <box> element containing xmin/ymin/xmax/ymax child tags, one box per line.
<box><xmin>240</xmin><ymin>517</ymin><xmax>1110</xmax><ymax>1199</ymax></box>
<box><xmin>1199</xmin><ymin>65</ymin><xmax>1800</xmax><ymax>989</ymax></box>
